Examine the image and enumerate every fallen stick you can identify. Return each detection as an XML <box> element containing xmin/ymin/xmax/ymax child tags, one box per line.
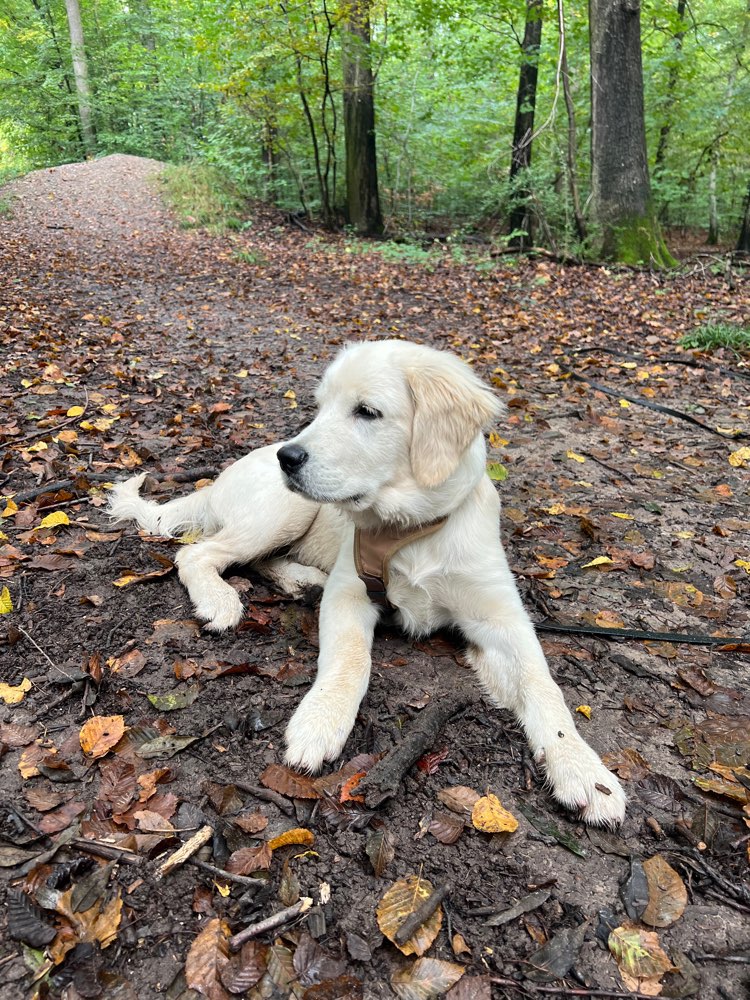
<box><xmin>71</xmin><ymin>838</ymin><xmax>143</xmax><ymax>866</ymax></box>
<box><xmin>235</xmin><ymin>781</ymin><xmax>295</xmax><ymax>816</ymax></box>
<box><xmin>229</xmin><ymin>897</ymin><xmax>312</xmax><ymax>952</ymax></box>
<box><xmin>358</xmin><ymin>692</ymin><xmax>476</xmax><ymax>808</ymax></box>
<box><xmin>395</xmin><ymin>882</ymin><xmax>451</xmax><ymax>946</ymax></box>
<box><xmin>188</xmin><ymin>858</ymin><xmax>266</xmax><ymax>890</ymax></box>
<box><xmin>155</xmin><ymin>824</ymin><xmax>213</xmax><ymax>879</ymax></box>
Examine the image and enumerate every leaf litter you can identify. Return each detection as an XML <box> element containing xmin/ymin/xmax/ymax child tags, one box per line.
<box><xmin>0</xmin><ymin>155</ymin><xmax>748</xmax><ymax>997</ymax></box>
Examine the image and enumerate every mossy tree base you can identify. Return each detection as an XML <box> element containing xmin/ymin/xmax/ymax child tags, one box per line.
<box><xmin>600</xmin><ymin>214</ymin><xmax>677</xmax><ymax>268</ymax></box>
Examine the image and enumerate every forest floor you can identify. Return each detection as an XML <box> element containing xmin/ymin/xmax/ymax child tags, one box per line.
<box><xmin>0</xmin><ymin>154</ymin><xmax>749</xmax><ymax>1000</ymax></box>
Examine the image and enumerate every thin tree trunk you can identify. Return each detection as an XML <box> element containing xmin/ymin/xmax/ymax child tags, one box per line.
<box><xmin>707</xmin><ymin>151</ymin><xmax>719</xmax><ymax>244</ymax></box>
<box><xmin>342</xmin><ymin>0</ymin><xmax>383</xmax><ymax>234</ymax></box>
<box><xmin>737</xmin><ymin>180</ymin><xmax>750</xmax><ymax>254</ymax></box>
<box><xmin>63</xmin><ymin>0</ymin><xmax>96</xmax><ymax>157</ymax></box>
<box><xmin>653</xmin><ymin>0</ymin><xmax>687</xmax><ymax>177</ymax></box>
<box><xmin>589</xmin><ymin>0</ymin><xmax>673</xmax><ymax>265</ymax></box>
<box><xmin>557</xmin><ymin>0</ymin><xmax>585</xmax><ymax>241</ymax></box>
<box><xmin>509</xmin><ymin>0</ymin><xmax>543</xmax><ymax>248</ymax></box>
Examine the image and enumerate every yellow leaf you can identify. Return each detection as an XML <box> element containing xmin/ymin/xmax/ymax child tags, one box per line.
<box><xmin>582</xmin><ymin>555</ymin><xmax>614</xmax><ymax>569</ymax></box>
<box><xmin>566</xmin><ymin>451</ymin><xmax>586</xmax><ymax>463</ymax></box>
<box><xmin>610</xmin><ymin>512</ymin><xmax>634</xmax><ymax>520</ymax></box>
<box><xmin>66</xmin><ymin>405</ymin><xmax>85</xmax><ymax>417</ymax></box>
<box><xmin>283</xmin><ymin>389</ymin><xmax>296</xmax><ymax>400</ymax></box>
<box><xmin>471</xmin><ymin>793</ymin><xmax>518</xmax><ymax>834</ymax></box>
<box><xmin>267</xmin><ymin>828</ymin><xmax>316</xmax><ymax>851</ymax></box>
<box><xmin>728</xmin><ymin>446</ymin><xmax>750</xmax><ymax>468</ymax></box>
<box><xmin>215</xmin><ymin>882</ymin><xmax>231</xmax><ymax>897</ymax></box>
<box><xmin>2</xmin><ymin>499</ymin><xmax>19</xmax><ymax>517</ymax></box>
<box><xmin>376</xmin><ymin>875</ymin><xmax>443</xmax><ymax>956</ymax></box>
<box><xmin>27</xmin><ymin>441</ymin><xmax>48</xmax><ymax>453</ymax></box>
<box><xmin>79</xmin><ymin>715</ymin><xmax>126</xmax><ymax>758</ymax></box>
<box><xmin>576</xmin><ymin>705</ymin><xmax>592</xmax><ymax>719</ymax></box>
<box><xmin>488</xmin><ymin>432</ymin><xmax>508</xmax><ymax>449</ymax></box>
<box><xmin>39</xmin><ymin>511</ymin><xmax>70</xmax><ymax>529</ymax></box>
<box><xmin>235</xmin><ymin>369</ymin><xmax>249</xmax><ymax>378</ymax></box>
<box><xmin>619</xmin><ymin>399</ymin><xmax>631</xmax><ymax>408</ymax></box>
<box><xmin>546</xmin><ymin>503</ymin><xmax>566</xmax><ymax>515</ymax></box>
<box><xmin>0</xmin><ymin>586</ymin><xmax>12</xmax><ymax>614</ymax></box>
<box><xmin>735</xmin><ymin>560</ymin><xmax>750</xmax><ymax>574</ymax></box>
<box><xmin>0</xmin><ymin>677</ymin><xmax>31</xmax><ymax>704</ymax></box>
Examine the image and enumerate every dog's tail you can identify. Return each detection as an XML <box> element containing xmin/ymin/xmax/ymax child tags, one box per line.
<box><xmin>108</xmin><ymin>472</ymin><xmax>214</xmax><ymax>538</ymax></box>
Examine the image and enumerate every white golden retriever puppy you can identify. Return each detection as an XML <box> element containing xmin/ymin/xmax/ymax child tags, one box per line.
<box><xmin>109</xmin><ymin>340</ymin><xmax>626</xmax><ymax>826</ymax></box>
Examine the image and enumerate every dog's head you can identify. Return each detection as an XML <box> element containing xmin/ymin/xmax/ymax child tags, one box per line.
<box><xmin>277</xmin><ymin>340</ymin><xmax>504</xmax><ymax>519</ymax></box>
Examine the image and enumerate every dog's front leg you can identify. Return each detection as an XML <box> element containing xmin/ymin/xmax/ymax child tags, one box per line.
<box><xmin>285</xmin><ymin>567</ymin><xmax>379</xmax><ymax>772</ymax></box>
<box><xmin>457</xmin><ymin>589</ymin><xmax>626</xmax><ymax>827</ymax></box>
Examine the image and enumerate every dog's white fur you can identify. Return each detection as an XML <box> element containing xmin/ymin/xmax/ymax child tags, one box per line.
<box><xmin>109</xmin><ymin>340</ymin><xmax>626</xmax><ymax>826</ymax></box>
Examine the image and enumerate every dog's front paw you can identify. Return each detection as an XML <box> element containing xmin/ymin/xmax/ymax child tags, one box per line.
<box><xmin>284</xmin><ymin>692</ymin><xmax>355</xmax><ymax>772</ymax></box>
<box><xmin>194</xmin><ymin>591</ymin><xmax>244</xmax><ymax>632</ymax></box>
<box><xmin>538</xmin><ymin>735</ymin><xmax>627</xmax><ymax>828</ymax></box>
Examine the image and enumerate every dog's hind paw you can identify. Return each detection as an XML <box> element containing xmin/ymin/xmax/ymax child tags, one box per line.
<box><xmin>538</xmin><ymin>737</ymin><xmax>627</xmax><ymax>829</ymax></box>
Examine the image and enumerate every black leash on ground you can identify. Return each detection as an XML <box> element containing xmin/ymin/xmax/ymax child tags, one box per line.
<box><xmin>534</xmin><ymin>619</ymin><xmax>748</xmax><ymax>649</ymax></box>
<box><xmin>558</xmin><ymin>364</ymin><xmax>750</xmax><ymax>440</ymax></box>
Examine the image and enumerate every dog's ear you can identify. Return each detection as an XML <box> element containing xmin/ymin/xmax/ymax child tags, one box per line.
<box><xmin>406</xmin><ymin>355</ymin><xmax>504</xmax><ymax>487</ymax></box>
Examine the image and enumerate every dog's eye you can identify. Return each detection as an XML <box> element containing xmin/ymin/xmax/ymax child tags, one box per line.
<box><xmin>354</xmin><ymin>404</ymin><xmax>383</xmax><ymax>420</ymax></box>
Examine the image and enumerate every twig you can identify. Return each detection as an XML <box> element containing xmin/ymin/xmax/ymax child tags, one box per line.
<box><xmin>70</xmin><ymin>838</ymin><xmax>143</xmax><ymax>866</ymax></box>
<box><xmin>235</xmin><ymin>782</ymin><xmax>295</xmax><ymax>816</ymax></box>
<box><xmin>534</xmin><ymin>619</ymin><xmax>747</xmax><ymax>648</ymax></box>
<box><xmin>14</xmin><ymin>625</ymin><xmax>60</xmax><ymax>673</ymax></box>
<box><xmin>155</xmin><ymin>824</ymin><xmax>213</xmax><ymax>879</ymax></box>
<box><xmin>229</xmin><ymin>897</ymin><xmax>312</xmax><ymax>952</ymax></box>
<box><xmin>691</xmin><ymin>953</ymin><xmax>750</xmax><ymax>964</ymax></box>
<box><xmin>489</xmin><ymin>980</ymin><xmax>668</xmax><ymax>999</ymax></box>
<box><xmin>559</xmin><ymin>364</ymin><xmax>750</xmax><ymax>440</ymax></box>
<box><xmin>187</xmin><ymin>858</ymin><xmax>267</xmax><ymax>890</ymax></box>
<box><xmin>10</xmin><ymin>473</ymin><xmax>114</xmax><ymax>505</ymax></box>
<box><xmin>358</xmin><ymin>691</ymin><xmax>476</xmax><ymax>807</ymax></box>
<box><xmin>395</xmin><ymin>882</ymin><xmax>451</xmax><ymax>946</ymax></box>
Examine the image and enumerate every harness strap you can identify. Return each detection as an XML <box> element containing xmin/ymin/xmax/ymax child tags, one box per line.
<box><xmin>353</xmin><ymin>517</ymin><xmax>448</xmax><ymax>610</ymax></box>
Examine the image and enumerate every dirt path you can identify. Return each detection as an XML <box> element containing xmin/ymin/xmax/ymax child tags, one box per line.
<box><xmin>1</xmin><ymin>155</ymin><xmax>749</xmax><ymax>1000</ymax></box>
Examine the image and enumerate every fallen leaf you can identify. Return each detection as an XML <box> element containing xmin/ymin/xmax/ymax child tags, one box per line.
<box><xmin>377</xmin><ymin>875</ymin><xmax>443</xmax><ymax>956</ymax></box>
<box><xmin>366</xmin><ymin>826</ymin><xmax>396</xmax><ymax>877</ymax></box>
<box><xmin>391</xmin><ymin>956</ymin><xmax>464</xmax><ymax>999</ymax></box>
<box><xmin>0</xmin><ymin>676</ymin><xmax>31</xmax><ymax>704</ymax></box>
<box><xmin>259</xmin><ymin>763</ymin><xmax>321</xmax><ymax>799</ymax></box>
<box><xmin>267</xmin><ymin>827</ymin><xmax>315</xmax><ymax>851</ymax></box>
<box><xmin>39</xmin><ymin>511</ymin><xmax>70</xmax><ymax>529</ymax></box>
<box><xmin>437</xmin><ymin>785</ymin><xmax>480</xmax><ymax>815</ymax></box>
<box><xmin>641</xmin><ymin>855</ymin><xmax>688</xmax><ymax>928</ymax></box>
<box><xmin>79</xmin><ymin>715</ymin><xmax>126</xmax><ymax>758</ymax></box>
<box><xmin>582</xmin><ymin>555</ymin><xmax>614</xmax><ymax>569</ymax></box>
<box><xmin>185</xmin><ymin>917</ymin><xmax>232</xmax><ymax>1000</ymax></box>
<box><xmin>226</xmin><ymin>844</ymin><xmax>272</xmax><ymax>874</ymax></box>
<box><xmin>471</xmin><ymin>794</ymin><xmax>518</xmax><ymax>834</ymax></box>
<box><xmin>608</xmin><ymin>923</ymin><xmax>675</xmax><ymax>993</ymax></box>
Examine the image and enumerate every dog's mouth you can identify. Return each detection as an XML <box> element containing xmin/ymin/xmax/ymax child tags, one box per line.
<box><xmin>284</xmin><ymin>476</ymin><xmax>365</xmax><ymax>507</ymax></box>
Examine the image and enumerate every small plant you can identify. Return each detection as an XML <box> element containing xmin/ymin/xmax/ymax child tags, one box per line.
<box><xmin>233</xmin><ymin>248</ymin><xmax>267</xmax><ymax>266</ymax></box>
<box><xmin>160</xmin><ymin>163</ymin><xmax>249</xmax><ymax>231</ymax></box>
<box><xmin>679</xmin><ymin>322</ymin><xmax>750</xmax><ymax>353</ymax></box>
<box><xmin>0</xmin><ymin>196</ymin><xmax>14</xmax><ymax>218</ymax></box>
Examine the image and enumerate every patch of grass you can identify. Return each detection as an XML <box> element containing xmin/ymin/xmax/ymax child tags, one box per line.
<box><xmin>679</xmin><ymin>322</ymin><xmax>750</xmax><ymax>353</ymax></box>
<box><xmin>0</xmin><ymin>196</ymin><xmax>14</xmax><ymax>218</ymax></box>
<box><xmin>233</xmin><ymin>248</ymin><xmax>267</xmax><ymax>266</ymax></box>
<box><xmin>160</xmin><ymin>163</ymin><xmax>249</xmax><ymax>231</ymax></box>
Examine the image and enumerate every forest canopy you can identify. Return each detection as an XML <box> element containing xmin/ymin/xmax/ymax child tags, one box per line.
<box><xmin>0</xmin><ymin>0</ymin><xmax>748</xmax><ymax>257</ymax></box>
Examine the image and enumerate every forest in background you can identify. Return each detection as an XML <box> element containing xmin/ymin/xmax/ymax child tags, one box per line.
<box><xmin>1</xmin><ymin>0</ymin><xmax>749</xmax><ymax>261</ymax></box>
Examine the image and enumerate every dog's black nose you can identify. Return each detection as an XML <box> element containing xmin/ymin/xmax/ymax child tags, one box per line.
<box><xmin>277</xmin><ymin>443</ymin><xmax>309</xmax><ymax>475</ymax></box>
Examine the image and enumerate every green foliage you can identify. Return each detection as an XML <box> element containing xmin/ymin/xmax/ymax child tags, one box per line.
<box><xmin>679</xmin><ymin>322</ymin><xmax>750</xmax><ymax>353</ymax></box>
<box><xmin>160</xmin><ymin>163</ymin><xmax>249</xmax><ymax>230</ymax></box>
<box><xmin>0</xmin><ymin>0</ymin><xmax>747</xmax><ymax>251</ymax></box>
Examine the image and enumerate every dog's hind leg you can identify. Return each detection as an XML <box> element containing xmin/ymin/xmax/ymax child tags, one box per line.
<box><xmin>175</xmin><ymin>530</ymin><xmax>247</xmax><ymax>632</ymax></box>
<box><xmin>259</xmin><ymin>557</ymin><xmax>328</xmax><ymax>599</ymax></box>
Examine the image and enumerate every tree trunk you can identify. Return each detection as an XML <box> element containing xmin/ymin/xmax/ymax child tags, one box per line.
<box><xmin>342</xmin><ymin>0</ymin><xmax>383</xmax><ymax>235</ymax></box>
<box><xmin>707</xmin><ymin>151</ymin><xmax>719</xmax><ymax>244</ymax></box>
<box><xmin>588</xmin><ymin>0</ymin><xmax>674</xmax><ymax>265</ymax></box>
<box><xmin>653</xmin><ymin>0</ymin><xmax>687</xmax><ymax>176</ymax></box>
<box><xmin>63</xmin><ymin>0</ymin><xmax>96</xmax><ymax>158</ymax></box>
<box><xmin>736</xmin><ymin>180</ymin><xmax>750</xmax><ymax>254</ymax></box>
<box><xmin>557</xmin><ymin>0</ymin><xmax>585</xmax><ymax>241</ymax></box>
<box><xmin>509</xmin><ymin>0</ymin><xmax>543</xmax><ymax>248</ymax></box>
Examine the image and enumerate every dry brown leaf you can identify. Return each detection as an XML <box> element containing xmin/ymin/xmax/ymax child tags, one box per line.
<box><xmin>641</xmin><ymin>855</ymin><xmax>688</xmax><ymax>928</ymax></box>
<box><xmin>234</xmin><ymin>811</ymin><xmax>269</xmax><ymax>835</ymax></box>
<box><xmin>471</xmin><ymin>794</ymin><xmax>518</xmax><ymax>834</ymax></box>
<box><xmin>436</xmin><ymin>785</ymin><xmax>480</xmax><ymax>816</ymax></box>
<box><xmin>55</xmin><ymin>887</ymin><xmax>123</xmax><ymax>949</ymax></box>
<box><xmin>601</xmin><ymin>747</ymin><xmax>651</xmax><ymax>782</ymax></box>
<box><xmin>226</xmin><ymin>844</ymin><xmax>272</xmax><ymax>875</ymax></box>
<box><xmin>79</xmin><ymin>715</ymin><xmax>126</xmax><ymax>759</ymax></box>
<box><xmin>427</xmin><ymin>810</ymin><xmax>464</xmax><ymax>845</ymax></box>
<box><xmin>376</xmin><ymin>875</ymin><xmax>443</xmax><ymax>957</ymax></box>
<box><xmin>259</xmin><ymin>763</ymin><xmax>321</xmax><ymax>800</ymax></box>
<box><xmin>185</xmin><ymin>917</ymin><xmax>233</xmax><ymax>1000</ymax></box>
<box><xmin>391</xmin><ymin>956</ymin><xmax>465</xmax><ymax>999</ymax></box>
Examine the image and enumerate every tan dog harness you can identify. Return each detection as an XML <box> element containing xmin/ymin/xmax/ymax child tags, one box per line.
<box><xmin>353</xmin><ymin>517</ymin><xmax>448</xmax><ymax>610</ymax></box>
